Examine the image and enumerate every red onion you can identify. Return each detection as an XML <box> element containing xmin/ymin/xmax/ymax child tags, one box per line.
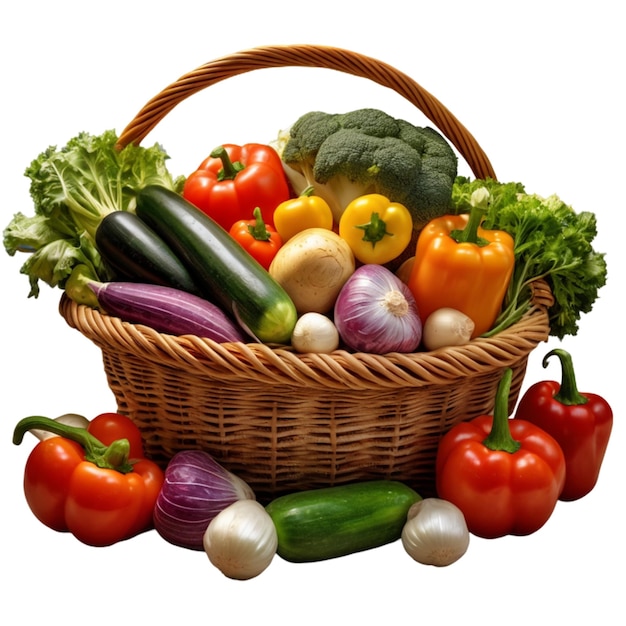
<box><xmin>333</xmin><ymin>264</ymin><xmax>422</xmax><ymax>353</ymax></box>
<box><xmin>153</xmin><ymin>450</ymin><xmax>255</xmax><ymax>550</ymax></box>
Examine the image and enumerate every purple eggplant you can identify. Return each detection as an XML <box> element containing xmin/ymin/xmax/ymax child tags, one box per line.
<box><xmin>89</xmin><ymin>280</ymin><xmax>248</xmax><ymax>342</ymax></box>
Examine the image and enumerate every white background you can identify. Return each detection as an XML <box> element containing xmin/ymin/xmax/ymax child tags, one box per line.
<box><xmin>1</xmin><ymin>2</ymin><xmax>623</xmax><ymax>624</ymax></box>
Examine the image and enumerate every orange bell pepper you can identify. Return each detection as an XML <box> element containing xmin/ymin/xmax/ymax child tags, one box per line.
<box><xmin>407</xmin><ymin>188</ymin><xmax>514</xmax><ymax>338</ymax></box>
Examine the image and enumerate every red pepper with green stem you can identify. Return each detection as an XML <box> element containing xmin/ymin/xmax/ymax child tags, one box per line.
<box><xmin>13</xmin><ymin>412</ymin><xmax>164</xmax><ymax>547</ymax></box>
<box><xmin>183</xmin><ymin>143</ymin><xmax>291</xmax><ymax>231</ymax></box>
<box><xmin>436</xmin><ymin>368</ymin><xmax>566</xmax><ymax>538</ymax></box>
<box><xmin>229</xmin><ymin>207</ymin><xmax>283</xmax><ymax>270</ymax></box>
<box><xmin>515</xmin><ymin>348</ymin><xmax>613</xmax><ymax>501</ymax></box>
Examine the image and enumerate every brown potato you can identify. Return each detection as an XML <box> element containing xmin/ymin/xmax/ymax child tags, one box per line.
<box><xmin>269</xmin><ymin>228</ymin><xmax>355</xmax><ymax>314</ymax></box>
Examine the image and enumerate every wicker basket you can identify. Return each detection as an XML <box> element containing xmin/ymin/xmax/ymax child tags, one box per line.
<box><xmin>59</xmin><ymin>45</ymin><xmax>553</xmax><ymax>500</ymax></box>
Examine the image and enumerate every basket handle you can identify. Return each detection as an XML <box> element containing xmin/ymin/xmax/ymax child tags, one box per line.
<box><xmin>116</xmin><ymin>44</ymin><xmax>496</xmax><ymax>180</ymax></box>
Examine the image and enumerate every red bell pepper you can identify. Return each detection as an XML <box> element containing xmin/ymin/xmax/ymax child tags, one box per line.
<box><xmin>13</xmin><ymin>412</ymin><xmax>164</xmax><ymax>547</ymax></box>
<box><xmin>229</xmin><ymin>207</ymin><xmax>283</xmax><ymax>270</ymax></box>
<box><xmin>182</xmin><ymin>143</ymin><xmax>291</xmax><ymax>231</ymax></box>
<box><xmin>515</xmin><ymin>348</ymin><xmax>613</xmax><ymax>501</ymax></box>
<box><xmin>436</xmin><ymin>368</ymin><xmax>566</xmax><ymax>539</ymax></box>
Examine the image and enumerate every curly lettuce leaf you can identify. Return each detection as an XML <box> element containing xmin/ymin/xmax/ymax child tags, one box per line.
<box><xmin>5</xmin><ymin>129</ymin><xmax>183</xmax><ymax>297</ymax></box>
<box><xmin>17</xmin><ymin>237</ymin><xmax>104</xmax><ymax>298</ymax></box>
<box><xmin>4</xmin><ymin>212</ymin><xmax>76</xmax><ymax>255</ymax></box>
<box><xmin>25</xmin><ymin>129</ymin><xmax>183</xmax><ymax>238</ymax></box>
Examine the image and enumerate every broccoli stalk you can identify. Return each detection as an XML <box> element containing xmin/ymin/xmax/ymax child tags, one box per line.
<box><xmin>275</xmin><ymin>108</ymin><xmax>458</xmax><ymax>228</ymax></box>
<box><xmin>280</xmin><ymin>161</ymin><xmax>373</xmax><ymax>223</ymax></box>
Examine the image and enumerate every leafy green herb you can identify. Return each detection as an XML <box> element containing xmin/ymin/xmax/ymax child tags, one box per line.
<box><xmin>452</xmin><ymin>176</ymin><xmax>607</xmax><ymax>339</ymax></box>
<box><xmin>3</xmin><ymin>129</ymin><xmax>183</xmax><ymax>297</ymax></box>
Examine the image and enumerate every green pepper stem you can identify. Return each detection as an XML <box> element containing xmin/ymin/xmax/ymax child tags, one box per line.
<box><xmin>543</xmin><ymin>348</ymin><xmax>588</xmax><ymax>406</ymax></box>
<box><xmin>12</xmin><ymin>416</ymin><xmax>134</xmax><ymax>473</ymax></box>
<box><xmin>356</xmin><ymin>212</ymin><xmax>392</xmax><ymax>246</ymax></box>
<box><xmin>482</xmin><ymin>368</ymin><xmax>521</xmax><ymax>454</ymax></box>
<box><xmin>247</xmin><ymin>207</ymin><xmax>272</xmax><ymax>241</ymax></box>
<box><xmin>450</xmin><ymin>186</ymin><xmax>490</xmax><ymax>246</ymax></box>
<box><xmin>210</xmin><ymin>146</ymin><xmax>245</xmax><ymax>181</ymax></box>
<box><xmin>301</xmin><ymin>185</ymin><xmax>315</xmax><ymax>197</ymax></box>
<box><xmin>103</xmin><ymin>438</ymin><xmax>133</xmax><ymax>469</ymax></box>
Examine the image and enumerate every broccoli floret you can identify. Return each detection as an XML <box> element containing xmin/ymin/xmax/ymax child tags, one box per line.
<box><xmin>278</xmin><ymin>108</ymin><xmax>458</xmax><ymax>227</ymax></box>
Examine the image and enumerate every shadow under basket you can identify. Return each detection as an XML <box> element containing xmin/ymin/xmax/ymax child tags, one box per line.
<box><xmin>59</xmin><ymin>44</ymin><xmax>554</xmax><ymax>500</ymax></box>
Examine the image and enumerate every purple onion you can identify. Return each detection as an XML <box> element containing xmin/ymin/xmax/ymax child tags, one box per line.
<box><xmin>153</xmin><ymin>450</ymin><xmax>255</xmax><ymax>550</ymax></box>
<box><xmin>333</xmin><ymin>264</ymin><xmax>422</xmax><ymax>354</ymax></box>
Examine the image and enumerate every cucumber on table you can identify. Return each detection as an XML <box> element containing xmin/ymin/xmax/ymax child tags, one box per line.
<box><xmin>265</xmin><ymin>480</ymin><xmax>422</xmax><ymax>562</ymax></box>
<box><xmin>135</xmin><ymin>185</ymin><xmax>297</xmax><ymax>344</ymax></box>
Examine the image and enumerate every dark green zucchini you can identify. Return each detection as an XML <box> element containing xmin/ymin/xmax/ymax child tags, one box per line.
<box><xmin>135</xmin><ymin>185</ymin><xmax>297</xmax><ymax>344</ymax></box>
<box><xmin>265</xmin><ymin>480</ymin><xmax>422</xmax><ymax>562</ymax></box>
<box><xmin>95</xmin><ymin>211</ymin><xmax>199</xmax><ymax>294</ymax></box>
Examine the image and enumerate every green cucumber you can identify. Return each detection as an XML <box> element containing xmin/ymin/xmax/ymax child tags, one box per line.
<box><xmin>95</xmin><ymin>211</ymin><xmax>200</xmax><ymax>294</ymax></box>
<box><xmin>135</xmin><ymin>185</ymin><xmax>297</xmax><ymax>344</ymax></box>
<box><xmin>265</xmin><ymin>480</ymin><xmax>421</xmax><ymax>562</ymax></box>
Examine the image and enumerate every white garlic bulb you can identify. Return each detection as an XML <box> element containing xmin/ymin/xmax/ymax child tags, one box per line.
<box><xmin>203</xmin><ymin>499</ymin><xmax>278</xmax><ymax>580</ymax></box>
<box><xmin>401</xmin><ymin>498</ymin><xmax>470</xmax><ymax>566</ymax></box>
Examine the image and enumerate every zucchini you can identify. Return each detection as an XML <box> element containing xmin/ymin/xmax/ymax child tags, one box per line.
<box><xmin>89</xmin><ymin>281</ymin><xmax>247</xmax><ymax>343</ymax></box>
<box><xmin>95</xmin><ymin>211</ymin><xmax>199</xmax><ymax>294</ymax></box>
<box><xmin>265</xmin><ymin>480</ymin><xmax>421</xmax><ymax>562</ymax></box>
<box><xmin>135</xmin><ymin>185</ymin><xmax>297</xmax><ymax>344</ymax></box>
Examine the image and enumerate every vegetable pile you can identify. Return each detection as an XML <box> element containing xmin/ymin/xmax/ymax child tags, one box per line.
<box><xmin>5</xmin><ymin>104</ymin><xmax>613</xmax><ymax>577</ymax></box>
<box><xmin>3</xmin><ymin>109</ymin><xmax>607</xmax><ymax>351</ymax></box>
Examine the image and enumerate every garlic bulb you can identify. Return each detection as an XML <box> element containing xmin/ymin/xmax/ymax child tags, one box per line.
<box><xmin>291</xmin><ymin>312</ymin><xmax>340</xmax><ymax>353</ymax></box>
<box><xmin>31</xmin><ymin>413</ymin><xmax>90</xmax><ymax>440</ymax></box>
<box><xmin>401</xmin><ymin>498</ymin><xmax>470</xmax><ymax>566</ymax></box>
<box><xmin>203</xmin><ymin>500</ymin><xmax>278</xmax><ymax>580</ymax></box>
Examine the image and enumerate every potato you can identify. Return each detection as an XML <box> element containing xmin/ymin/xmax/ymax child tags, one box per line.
<box><xmin>269</xmin><ymin>228</ymin><xmax>355</xmax><ymax>314</ymax></box>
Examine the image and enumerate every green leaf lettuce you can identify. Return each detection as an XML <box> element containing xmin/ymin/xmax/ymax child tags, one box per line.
<box><xmin>3</xmin><ymin>129</ymin><xmax>184</xmax><ymax>297</ymax></box>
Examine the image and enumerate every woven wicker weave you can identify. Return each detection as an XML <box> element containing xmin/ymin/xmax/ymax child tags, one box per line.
<box><xmin>59</xmin><ymin>45</ymin><xmax>553</xmax><ymax>499</ymax></box>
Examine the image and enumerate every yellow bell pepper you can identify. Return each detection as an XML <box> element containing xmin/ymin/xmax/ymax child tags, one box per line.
<box><xmin>407</xmin><ymin>188</ymin><xmax>514</xmax><ymax>338</ymax></box>
<box><xmin>273</xmin><ymin>186</ymin><xmax>334</xmax><ymax>242</ymax></box>
<box><xmin>338</xmin><ymin>193</ymin><xmax>413</xmax><ymax>265</ymax></box>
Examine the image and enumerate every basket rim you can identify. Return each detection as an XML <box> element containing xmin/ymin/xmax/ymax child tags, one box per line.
<box><xmin>58</xmin><ymin>279</ymin><xmax>553</xmax><ymax>390</ymax></box>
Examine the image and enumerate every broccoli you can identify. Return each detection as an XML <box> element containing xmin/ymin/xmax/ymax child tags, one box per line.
<box><xmin>276</xmin><ymin>108</ymin><xmax>458</xmax><ymax>228</ymax></box>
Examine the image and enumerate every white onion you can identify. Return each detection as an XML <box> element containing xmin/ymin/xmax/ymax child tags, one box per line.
<box><xmin>422</xmin><ymin>307</ymin><xmax>475</xmax><ymax>350</ymax></box>
<box><xmin>333</xmin><ymin>264</ymin><xmax>422</xmax><ymax>353</ymax></box>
